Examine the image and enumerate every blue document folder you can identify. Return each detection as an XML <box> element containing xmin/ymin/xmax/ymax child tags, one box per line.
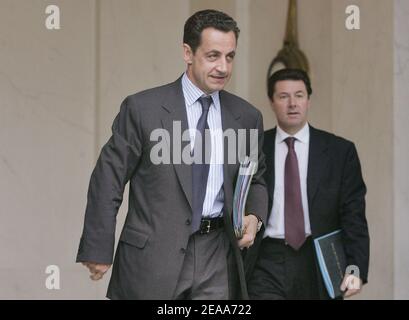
<box><xmin>314</xmin><ymin>230</ymin><xmax>347</xmax><ymax>299</ymax></box>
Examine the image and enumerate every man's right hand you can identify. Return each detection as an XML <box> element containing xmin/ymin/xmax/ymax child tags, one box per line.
<box><xmin>82</xmin><ymin>262</ymin><xmax>111</xmax><ymax>281</ymax></box>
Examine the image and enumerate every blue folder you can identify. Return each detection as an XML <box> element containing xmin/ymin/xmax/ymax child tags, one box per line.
<box><xmin>314</xmin><ymin>230</ymin><xmax>346</xmax><ymax>299</ymax></box>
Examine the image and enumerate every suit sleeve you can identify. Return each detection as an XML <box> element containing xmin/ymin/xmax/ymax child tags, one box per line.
<box><xmin>76</xmin><ymin>96</ymin><xmax>143</xmax><ymax>264</ymax></box>
<box><xmin>340</xmin><ymin>143</ymin><xmax>370</xmax><ymax>283</ymax></box>
<box><xmin>245</xmin><ymin>111</ymin><xmax>268</xmax><ymax>223</ymax></box>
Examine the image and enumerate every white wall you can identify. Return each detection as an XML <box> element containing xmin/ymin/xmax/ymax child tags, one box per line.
<box><xmin>0</xmin><ymin>0</ymin><xmax>96</xmax><ymax>298</ymax></box>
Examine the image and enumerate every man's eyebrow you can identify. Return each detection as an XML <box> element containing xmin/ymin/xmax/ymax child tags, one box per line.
<box><xmin>206</xmin><ymin>50</ymin><xmax>221</xmax><ymax>55</ymax></box>
<box><xmin>205</xmin><ymin>50</ymin><xmax>236</xmax><ymax>55</ymax></box>
<box><xmin>276</xmin><ymin>90</ymin><xmax>305</xmax><ymax>95</ymax></box>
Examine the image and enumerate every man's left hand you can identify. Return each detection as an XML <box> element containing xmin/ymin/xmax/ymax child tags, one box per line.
<box><xmin>340</xmin><ymin>274</ymin><xmax>363</xmax><ymax>298</ymax></box>
<box><xmin>238</xmin><ymin>214</ymin><xmax>259</xmax><ymax>249</ymax></box>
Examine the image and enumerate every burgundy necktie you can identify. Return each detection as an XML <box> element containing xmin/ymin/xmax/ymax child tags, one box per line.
<box><xmin>284</xmin><ymin>137</ymin><xmax>306</xmax><ymax>250</ymax></box>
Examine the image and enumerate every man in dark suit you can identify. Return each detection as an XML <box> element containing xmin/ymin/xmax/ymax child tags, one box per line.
<box><xmin>76</xmin><ymin>9</ymin><xmax>267</xmax><ymax>300</ymax></box>
<box><xmin>246</xmin><ymin>69</ymin><xmax>369</xmax><ymax>299</ymax></box>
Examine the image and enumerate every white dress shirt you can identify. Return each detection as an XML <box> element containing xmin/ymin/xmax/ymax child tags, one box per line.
<box><xmin>264</xmin><ymin>123</ymin><xmax>312</xmax><ymax>239</ymax></box>
<box><xmin>181</xmin><ymin>73</ymin><xmax>224</xmax><ymax>218</ymax></box>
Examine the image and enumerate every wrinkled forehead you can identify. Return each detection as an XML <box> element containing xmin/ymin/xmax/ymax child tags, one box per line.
<box><xmin>197</xmin><ymin>28</ymin><xmax>237</xmax><ymax>52</ymax></box>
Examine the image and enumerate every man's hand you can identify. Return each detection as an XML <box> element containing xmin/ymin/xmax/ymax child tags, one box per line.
<box><xmin>238</xmin><ymin>214</ymin><xmax>259</xmax><ymax>249</ymax></box>
<box><xmin>340</xmin><ymin>273</ymin><xmax>363</xmax><ymax>298</ymax></box>
<box><xmin>82</xmin><ymin>262</ymin><xmax>111</xmax><ymax>281</ymax></box>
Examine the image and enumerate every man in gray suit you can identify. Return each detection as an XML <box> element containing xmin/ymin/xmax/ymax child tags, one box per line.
<box><xmin>76</xmin><ymin>9</ymin><xmax>268</xmax><ymax>299</ymax></box>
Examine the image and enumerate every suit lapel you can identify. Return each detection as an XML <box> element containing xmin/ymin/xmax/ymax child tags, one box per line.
<box><xmin>161</xmin><ymin>78</ymin><xmax>193</xmax><ymax>210</ymax></box>
<box><xmin>219</xmin><ymin>91</ymin><xmax>241</xmax><ymax>215</ymax></box>
<box><xmin>264</xmin><ymin>129</ymin><xmax>276</xmax><ymax>218</ymax></box>
<box><xmin>307</xmin><ymin>126</ymin><xmax>329</xmax><ymax>209</ymax></box>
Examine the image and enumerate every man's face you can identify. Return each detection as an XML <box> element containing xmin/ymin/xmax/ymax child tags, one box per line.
<box><xmin>184</xmin><ymin>28</ymin><xmax>236</xmax><ymax>94</ymax></box>
<box><xmin>271</xmin><ymin>80</ymin><xmax>310</xmax><ymax>135</ymax></box>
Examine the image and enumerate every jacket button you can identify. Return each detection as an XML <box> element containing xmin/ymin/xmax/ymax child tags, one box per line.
<box><xmin>180</xmin><ymin>248</ymin><xmax>186</xmax><ymax>254</ymax></box>
<box><xmin>185</xmin><ymin>219</ymin><xmax>191</xmax><ymax>226</ymax></box>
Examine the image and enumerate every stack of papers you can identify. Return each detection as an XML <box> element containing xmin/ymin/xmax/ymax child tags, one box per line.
<box><xmin>233</xmin><ymin>156</ymin><xmax>258</xmax><ymax>239</ymax></box>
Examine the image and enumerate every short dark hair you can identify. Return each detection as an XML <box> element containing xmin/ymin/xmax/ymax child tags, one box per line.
<box><xmin>183</xmin><ymin>9</ymin><xmax>240</xmax><ymax>53</ymax></box>
<box><xmin>267</xmin><ymin>68</ymin><xmax>312</xmax><ymax>100</ymax></box>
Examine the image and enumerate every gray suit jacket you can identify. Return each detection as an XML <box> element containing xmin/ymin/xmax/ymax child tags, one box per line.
<box><xmin>76</xmin><ymin>77</ymin><xmax>268</xmax><ymax>299</ymax></box>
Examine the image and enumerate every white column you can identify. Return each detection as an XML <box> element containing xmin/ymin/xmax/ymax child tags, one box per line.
<box><xmin>394</xmin><ymin>0</ymin><xmax>409</xmax><ymax>300</ymax></box>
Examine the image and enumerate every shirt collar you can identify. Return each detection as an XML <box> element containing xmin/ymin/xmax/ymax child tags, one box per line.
<box><xmin>182</xmin><ymin>72</ymin><xmax>220</xmax><ymax>111</ymax></box>
<box><xmin>276</xmin><ymin>122</ymin><xmax>310</xmax><ymax>144</ymax></box>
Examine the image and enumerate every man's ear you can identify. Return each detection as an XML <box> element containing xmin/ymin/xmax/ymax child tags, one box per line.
<box><xmin>183</xmin><ymin>43</ymin><xmax>193</xmax><ymax>65</ymax></box>
<box><xmin>306</xmin><ymin>97</ymin><xmax>311</xmax><ymax>110</ymax></box>
<box><xmin>269</xmin><ymin>98</ymin><xmax>278</xmax><ymax>115</ymax></box>
<box><xmin>269</xmin><ymin>98</ymin><xmax>275</xmax><ymax>108</ymax></box>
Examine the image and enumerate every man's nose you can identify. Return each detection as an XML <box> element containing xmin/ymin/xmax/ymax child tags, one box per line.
<box><xmin>216</xmin><ymin>58</ymin><xmax>228</xmax><ymax>73</ymax></box>
<box><xmin>289</xmin><ymin>96</ymin><xmax>296</xmax><ymax>107</ymax></box>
